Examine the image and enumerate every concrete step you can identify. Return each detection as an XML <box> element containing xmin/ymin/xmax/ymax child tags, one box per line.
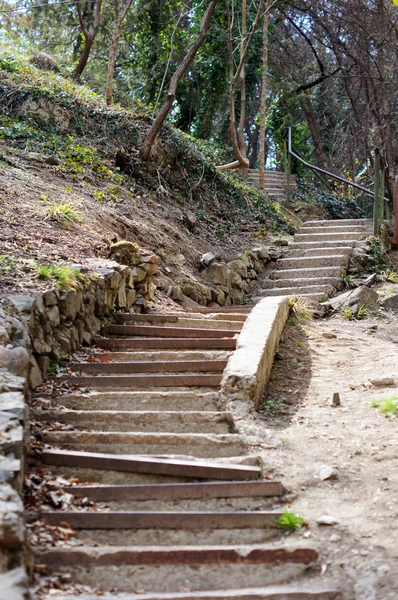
<box><xmin>299</xmin><ymin>225</ymin><xmax>372</xmax><ymax>235</ymax></box>
<box><xmin>93</xmin><ymin>337</ymin><xmax>237</xmax><ymax>351</ymax></box>
<box><xmin>67</xmin><ymin>359</ymin><xmax>228</xmax><ymax>375</ymax></box>
<box><xmin>289</xmin><ymin>240</ymin><xmax>357</xmax><ymax>250</ymax></box>
<box><xmin>287</xmin><ymin>247</ymin><xmax>353</xmax><ymax>258</ymax></box>
<box><xmin>33</xmin><ymin>544</ymin><xmax>318</xmax><ymax>593</ymax></box>
<box><xmin>258</xmin><ymin>284</ymin><xmax>334</xmax><ymax>298</ymax></box>
<box><xmin>275</xmin><ymin>255</ymin><xmax>349</xmax><ymax>270</ymax></box>
<box><xmin>294</xmin><ymin>232</ymin><xmax>365</xmax><ymax>243</ymax></box>
<box><xmin>261</xmin><ymin>277</ymin><xmax>342</xmax><ymax>290</ymax></box>
<box><xmin>89</xmin><ymin>350</ymin><xmax>231</xmax><ymax>363</ymax></box>
<box><xmin>302</xmin><ymin>219</ymin><xmax>372</xmax><ymax>227</ymax></box>
<box><xmin>41</xmin><ymin>431</ymin><xmax>248</xmax><ymax>458</ymax></box>
<box><xmin>48</xmin><ymin>390</ymin><xmax>221</xmax><ymax>412</ymax></box>
<box><xmin>180</xmin><ymin>306</ymin><xmax>253</xmax><ymax>314</ymax></box>
<box><xmin>271</xmin><ymin>266</ymin><xmax>345</xmax><ymax>280</ymax></box>
<box><xmin>41</xmin><ymin>449</ymin><xmax>260</xmax><ymax>480</ymax></box>
<box><xmin>43</xmin><ymin>585</ymin><xmax>342</xmax><ymax>600</ymax></box>
<box><xmin>126</xmin><ymin>313</ymin><xmax>249</xmax><ymax>323</ymax></box>
<box><xmin>55</xmin><ymin>373</ymin><xmax>223</xmax><ymax>389</ymax></box>
<box><xmin>105</xmin><ymin>325</ymin><xmax>239</xmax><ymax>339</ymax></box>
<box><xmin>32</xmin><ymin>409</ymin><xmax>234</xmax><ymax>434</ymax></box>
<box><xmin>113</xmin><ymin>315</ymin><xmax>244</xmax><ymax>331</ymax></box>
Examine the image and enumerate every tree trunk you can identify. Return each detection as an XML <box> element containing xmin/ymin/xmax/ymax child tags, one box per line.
<box><xmin>238</xmin><ymin>0</ymin><xmax>247</xmax><ymax>160</ymax></box>
<box><xmin>140</xmin><ymin>0</ymin><xmax>219</xmax><ymax>161</ymax></box>
<box><xmin>259</xmin><ymin>1</ymin><xmax>269</xmax><ymax>190</ymax></box>
<box><xmin>73</xmin><ymin>0</ymin><xmax>103</xmax><ymax>80</ymax></box>
<box><xmin>106</xmin><ymin>0</ymin><xmax>135</xmax><ymax>106</ymax></box>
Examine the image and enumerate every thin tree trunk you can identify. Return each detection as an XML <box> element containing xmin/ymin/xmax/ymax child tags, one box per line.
<box><xmin>140</xmin><ymin>0</ymin><xmax>219</xmax><ymax>161</ymax></box>
<box><xmin>106</xmin><ymin>0</ymin><xmax>134</xmax><ymax>106</ymax></box>
<box><xmin>238</xmin><ymin>0</ymin><xmax>247</xmax><ymax>160</ymax></box>
<box><xmin>74</xmin><ymin>0</ymin><xmax>103</xmax><ymax>79</ymax></box>
<box><xmin>259</xmin><ymin>1</ymin><xmax>269</xmax><ymax>189</ymax></box>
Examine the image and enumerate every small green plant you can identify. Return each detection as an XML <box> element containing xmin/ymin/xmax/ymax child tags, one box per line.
<box><xmin>276</xmin><ymin>509</ymin><xmax>304</xmax><ymax>532</ymax></box>
<box><xmin>35</xmin><ymin>264</ymin><xmax>80</xmax><ymax>288</ymax></box>
<box><xmin>263</xmin><ymin>396</ymin><xmax>287</xmax><ymax>418</ymax></box>
<box><xmin>341</xmin><ymin>305</ymin><xmax>370</xmax><ymax>320</ymax></box>
<box><xmin>342</xmin><ymin>274</ymin><xmax>355</xmax><ymax>288</ymax></box>
<box><xmin>371</xmin><ymin>396</ymin><xmax>398</xmax><ymax>418</ymax></box>
<box><xmin>45</xmin><ymin>200</ymin><xmax>82</xmax><ymax>223</ymax></box>
<box><xmin>381</xmin><ymin>269</ymin><xmax>398</xmax><ymax>284</ymax></box>
<box><xmin>289</xmin><ymin>297</ymin><xmax>315</xmax><ymax>321</ymax></box>
<box><xmin>356</xmin><ymin>305</ymin><xmax>370</xmax><ymax>320</ymax></box>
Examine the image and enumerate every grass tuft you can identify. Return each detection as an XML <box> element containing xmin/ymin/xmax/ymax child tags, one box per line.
<box><xmin>276</xmin><ymin>509</ymin><xmax>304</xmax><ymax>532</ymax></box>
<box><xmin>45</xmin><ymin>200</ymin><xmax>82</xmax><ymax>224</ymax></box>
<box><xmin>35</xmin><ymin>264</ymin><xmax>80</xmax><ymax>288</ymax></box>
<box><xmin>289</xmin><ymin>297</ymin><xmax>315</xmax><ymax>321</ymax></box>
<box><xmin>371</xmin><ymin>396</ymin><xmax>398</xmax><ymax>418</ymax></box>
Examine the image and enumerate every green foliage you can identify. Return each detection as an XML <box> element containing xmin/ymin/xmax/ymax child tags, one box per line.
<box><xmin>293</xmin><ymin>179</ymin><xmax>364</xmax><ymax>220</ymax></box>
<box><xmin>365</xmin><ymin>237</ymin><xmax>388</xmax><ymax>272</ymax></box>
<box><xmin>341</xmin><ymin>305</ymin><xmax>370</xmax><ymax>320</ymax></box>
<box><xmin>263</xmin><ymin>396</ymin><xmax>287</xmax><ymax>418</ymax></box>
<box><xmin>371</xmin><ymin>396</ymin><xmax>398</xmax><ymax>418</ymax></box>
<box><xmin>289</xmin><ymin>297</ymin><xmax>315</xmax><ymax>321</ymax></box>
<box><xmin>276</xmin><ymin>510</ymin><xmax>304</xmax><ymax>532</ymax></box>
<box><xmin>35</xmin><ymin>264</ymin><xmax>80</xmax><ymax>288</ymax></box>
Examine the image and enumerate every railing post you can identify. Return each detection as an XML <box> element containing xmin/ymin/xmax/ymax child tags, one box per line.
<box><xmin>285</xmin><ymin>138</ymin><xmax>291</xmax><ymax>203</ymax></box>
<box><xmin>380</xmin><ymin>166</ymin><xmax>385</xmax><ymax>224</ymax></box>
<box><xmin>374</xmin><ymin>150</ymin><xmax>380</xmax><ymax>236</ymax></box>
<box><xmin>394</xmin><ymin>176</ymin><xmax>398</xmax><ymax>245</ymax></box>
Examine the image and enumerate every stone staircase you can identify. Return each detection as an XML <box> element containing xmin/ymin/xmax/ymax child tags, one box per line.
<box><xmin>28</xmin><ymin>307</ymin><xmax>341</xmax><ymax>599</ymax></box>
<box><xmin>255</xmin><ymin>219</ymin><xmax>373</xmax><ymax>302</ymax></box>
<box><xmin>247</xmin><ymin>170</ymin><xmax>296</xmax><ymax>202</ymax></box>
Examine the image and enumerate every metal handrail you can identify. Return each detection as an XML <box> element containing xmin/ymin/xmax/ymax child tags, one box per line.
<box><xmin>287</xmin><ymin>128</ymin><xmax>389</xmax><ymax>200</ymax></box>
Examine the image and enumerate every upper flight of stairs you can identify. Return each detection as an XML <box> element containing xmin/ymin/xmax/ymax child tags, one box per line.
<box><xmin>247</xmin><ymin>170</ymin><xmax>296</xmax><ymax>202</ymax></box>
<box><xmin>255</xmin><ymin>219</ymin><xmax>373</xmax><ymax>302</ymax></box>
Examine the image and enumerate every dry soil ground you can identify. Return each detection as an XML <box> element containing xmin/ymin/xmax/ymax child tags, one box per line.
<box><xmin>260</xmin><ymin>310</ymin><xmax>398</xmax><ymax>599</ymax></box>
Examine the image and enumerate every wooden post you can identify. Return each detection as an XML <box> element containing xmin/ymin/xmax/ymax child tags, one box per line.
<box><xmin>394</xmin><ymin>176</ymin><xmax>398</xmax><ymax>244</ymax></box>
<box><xmin>374</xmin><ymin>151</ymin><xmax>380</xmax><ymax>236</ymax></box>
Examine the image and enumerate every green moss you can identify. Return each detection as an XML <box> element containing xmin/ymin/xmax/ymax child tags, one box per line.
<box><xmin>110</xmin><ymin>240</ymin><xmax>140</xmax><ymax>252</ymax></box>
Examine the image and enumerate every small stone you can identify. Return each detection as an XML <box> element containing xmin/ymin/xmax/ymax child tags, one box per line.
<box><xmin>377</xmin><ymin>565</ymin><xmax>390</xmax><ymax>576</ymax></box>
<box><xmin>331</xmin><ymin>392</ymin><xmax>341</xmax><ymax>406</ymax></box>
<box><xmin>316</xmin><ymin>515</ymin><xmax>339</xmax><ymax>526</ymax></box>
<box><xmin>45</xmin><ymin>155</ymin><xmax>61</xmax><ymax>166</ymax></box>
<box><xmin>370</xmin><ymin>378</ymin><xmax>395</xmax><ymax>387</ymax></box>
<box><xmin>322</xmin><ymin>332</ymin><xmax>337</xmax><ymax>339</ymax></box>
<box><xmin>319</xmin><ymin>466</ymin><xmax>339</xmax><ymax>481</ymax></box>
<box><xmin>185</xmin><ymin>211</ymin><xmax>197</xmax><ymax>231</ymax></box>
<box><xmin>201</xmin><ymin>252</ymin><xmax>216</xmax><ymax>267</ymax></box>
<box><xmin>330</xmin><ymin>534</ymin><xmax>342</xmax><ymax>542</ymax></box>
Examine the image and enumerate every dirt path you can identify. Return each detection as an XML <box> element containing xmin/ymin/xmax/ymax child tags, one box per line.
<box><xmin>261</xmin><ymin>314</ymin><xmax>398</xmax><ymax>599</ymax></box>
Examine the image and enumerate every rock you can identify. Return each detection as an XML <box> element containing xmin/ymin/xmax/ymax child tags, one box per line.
<box><xmin>109</xmin><ymin>241</ymin><xmax>141</xmax><ymax>266</ymax></box>
<box><xmin>322</xmin><ymin>332</ymin><xmax>337</xmax><ymax>339</ymax></box>
<box><xmin>0</xmin><ymin>393</ymin><xmax>25</xmax><ymax>420</ymax></box>
<box><xmin>46</xmin><ymin>305</ymin><xmax>60</xmax><ymax>327</ymax></box>
<box><xmin>30</xmin><ymin>51</ymin><xmax>60</xmax><ymax>72</ymax></box>
<box><xmin>228</xmin><ymin>260</ymin><xmax>248</xmax><ymax>278</ymax></box>
<box><xmin>252</xmin><ymin>246</ymin><xmax>270</xmax><ymax>262</ymax></box>
<box><xmin>204</xmin><ymin>263</ymin><xmax>228</xmax><ymax>286</ymax></box>
<box><xmin>82</xmin><ymin>331</ymin><xmax>92</xmax><ymax>345</ymax></box>
<box><xmin>377</xmin><ymin>565</ymin><xmax>391</xmax><ymax>576</ymax></box>
<box><xmin>201</xmin><ymin>252</ymin><xmax>216</xmax><ymax>267</ymax></box>
<box><xmin>363</xmin><ymin>273</ymin><xmax>377</xmax><ymax>287</ymax></box>
<box><xmin>381</xmin><ymin>293</ymin><xmax>398</xmax><ymax>313</ymax></box>
<box><xmin>45</xmin><ymin>155</ymin><xmax>61</xmax><ymax>166</ymax></box>
<box><xmin>117</xmin><ymin>282</ymin><xmax>127</xmax><ymax>308</ymax></box>
<box><xmin>268</xmin><ymin>248</ymin><xmax>284</xmax><ymax>260</ymax></box>
<box><xmin>126</xmin><ymin>288</ymin><xmax>136</xmax><ymax>308</ymax></box>
<box><xmin>84</xmin><ymin>315</ymin><xmax>101</xmax><ymax>334</ymax></box>
<box><xmin>330</xmin><ymin>534</ymin><xmax>342</xmax><ymax>542</ymax></box>
<box><xmin>316</xmin><ymin>515</ymin><xmax>339</xmax><ymax>526</ymax></box>
<box><xmin>167</xmin><ymin>285</ymin><xmax>182</xmax><ymax>302</ymax></box>
<box><xmin>141</xmin><ymin>262</ymin><xmax>158</xmax><ymax>276</ymax></box>
<box><xmin>370</xmin><ymin>377</ymin><xmax>395</xmax><ymax>387</ymax></box>
<box><xmin>132</xmin><ymin>267</ymin><xmax>147</xmax><ymax>283</ymax></box>
<box><xmin>319</xmin><ymin>466</ymin><xmax>339</xmax><ymax>481</ymax></box>
<box><xmin>0</xmin><ymin>347</ymin><xmax>29</xmax><ymax>379</ymax></box>
<box><xmin>331</xmin><ymin>392</ymin><xmax>341</xmax><ymax>406</ymax></box>
<box><xmin>35</xmin><ymin>355</ymin><xmax>50</xmax><ymax>377</ymax></box>
<box><xmin>59</xmin><ymin>290</ymin><xmax>80</xmax><ymax>321</ymax></box>
<box><xmin>0</xmin><ymin>485</ymin><xmax>24</xmax><ymax>550</ymax></box>
<box><xmin>185</xmin><ymin>211</ymin><xmax>197</xmax><ymax>231</ymax></box>
<box><xmin>43</xmin><ymin>288</ymin><xmax>59</xmax><ymax>306</ymax></box>
<box><xmin>328</xmin><ymin>286</ymin><xmax>379</xmax><ymax>313</ymax></box>
<box><xmin>8</xmin><ymin>295</ymin><xmax>36</xmax><ymax>315</ymax></box>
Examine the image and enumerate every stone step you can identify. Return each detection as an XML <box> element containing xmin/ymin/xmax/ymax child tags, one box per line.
<box><xmin>271</xmin><ymin>266</ymin><xmax>345</xmax><ymax>280</ymax></box>
<box><xmin>33</xmin><ymin>545</ymin><xmax>318</xmax><ymax>593</ymax></box>
<box><xmin>41</xmin><ymin>449</ymin><xmax>261</xmax><ymax>480</ymax></box>
<box><xmin>289</xmin><ymin>240</ymin><xmax>357</xmax><ymax>250</ymax></box>
<box><xmin>63</xmin><ymin>481</ymin><xmax>284</xmax><ymax>502</ymax></box>
<box><xmin>105</xmin><ymin>325</ymin><xmax>239</xmax><ymax>339</ymax></box>
<box><xmin>68</xmin><ymin>360</ymin><xmax>228</xmax><ymax>375</ymax></box>
<box><xmin>93</xmin><ymin>337</ymin><xmax>237</xmax><ymax>351</ymax></box>
<box><xmin>123</xmin><ymin>313</ymin><xmax>249</xmax><ymax>323</ymax></box>
<box><xmin>295</xmin><ymin>232</ymin><xmax>365</xmax><ymax>243</ymax></box>
<box><xmin>48</xmin><ymin>391</ymin><xmax>221</xmax><ymax>412</ymax></box>
<box><xmin>113</xmin><ymin>315</ymin><xmax>244</xmax><ymax>331</ymax></box>
<box><xmin>275</xmin><ymin>255</ymin><xmax>349</xmax><ymax>270</ymax></box>
<box><xmin>180</xmin><ymin>306</ymin><xmax>253</xmax><ymax>314</ymax></box>
<box><xmin>302</xmin><ymin>218</ymin><xmax>372</xmax><ymax>227</ymax></box>
<box><xmin>55</xmin><ymin>373</ymin><xmax>223</xmax><ymax>389</ymax></box>
<box><xmin>32</xmin><ymin>510</ymin><xmax>282</xmax><ymax>530</ymax></box>
<box><xmin>287</xmin><ymin>247</ymin><xmax>353</xmax><ymax>258</ymax></box>
<box><xmin>32</xmin><ymin>409</ymin><xmax>234</xmax><ymax>433</ymax></box>
<box><xmin>299</xmin><ymin>225</ymin><xmax>372</xmax><ymax>235</ymax></box>
<box><xmin>41</xmin><ymin>431</ymin><xmax>248</xmax><ymax>458</ymax></box>
<box><xmin>258</xmin><ymin>284</ymin><xmax>334</xmax><ymax>298</ymax></box>
<box><xmin>261</xmin><ymin>277</ymin><xmax>342</xmax><ymax>290</ymax></box>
